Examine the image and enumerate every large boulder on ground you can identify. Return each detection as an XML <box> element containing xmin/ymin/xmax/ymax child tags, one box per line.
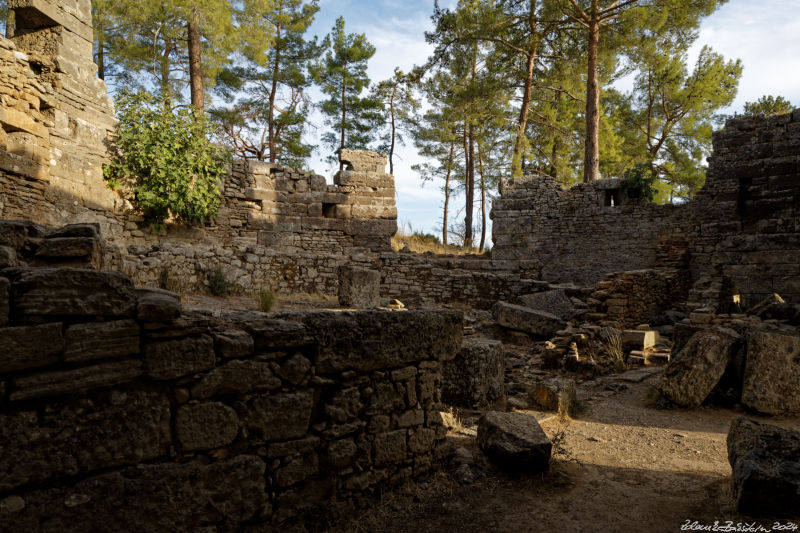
<box><xmin>492</xmin><ymin>301</ymin><xmax>566</xmax><ymax>337</ymax></box>
<box><xmin>671</xmin><ymin>323</ymin><xmax>705</xmax><ymax>354</ymax></box>
<box><xmin>518</xmin><ymin>289</ymin><xmax>574</xmax><ymax>321</ymax></box>
<box><xmin>337</xmin><ymin>265</ymin><xmax>380</xmax><ymax>309</ymax></box>
<box><xmin>477</xmin><ymin>411</ymin><xmax>551</xmax><ymax>472</ymax></box>
<box><xmin>741</xmin><ymin>330</ymin><xmax>800</xmax><ymax>415</ymax></box>
<box><xmin>658</xmin><ymin>327</ymin><xmax>742</xmax><ymax>408</ymax></box>
<box><xmin>727</xmin><ymin>417</ymin><xmax>800</xmax><ymax>517</ymax></box>
<box><xmin>747</xmin><ymin>293</ymin><xmax>798</xmax><ymax>322</ymax></box>
<box><xmin>442</xmin><ymin>338</ymin><xmax>505</xmax><ymax>409</ymax></box>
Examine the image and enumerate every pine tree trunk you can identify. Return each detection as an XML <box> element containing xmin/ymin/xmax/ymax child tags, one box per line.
<box><xmin>339</xmin><ymin>66</ymin><xmax>347</xmax><ymax>171</ymax></box>
<box><xmin>512</xmin><ymin>51</ymin><xmax>536</xmax><ymax>179</ymax></box>
<box><xmin>443</xmin><ymin>140</ymin><xmax>454</xmax><ymax>246</ymax></box>
<box><xmin>187</xmin><ymin>18</ymin><xmax>204</xmax><ymax>113</ymax></box>
<box><xmin>389</xmin><ymin>87</ymin><xmax>396</xmax><ymax>175</ymax></box>
<box><xmin>465</xmin><ymin>121</ymin><xmax>475</xmax><ymax>249</ymax></box>
<box><xmin>96</xmin><ymin>31</ymin><xmax>105</xmax><ymax>80</ymax></box>
<box><xmin>478</xmin><ymin>143</ymin><xmax>486</xmax><ymax>252</ymax></box>
<box><xmin>268</xmin><ymin>24</ymin><xmax>282</xmax><ymax>164</ymax></box>
<box><xmin>583</xmin><ymin>0</ymin><xmax>600</xmax><ymax>183</ymax></box>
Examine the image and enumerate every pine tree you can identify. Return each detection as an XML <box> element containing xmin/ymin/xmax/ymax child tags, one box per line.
<box><xmin>212</xmin><ymin>0</ymin><xmax>319</xmax><ymax>165</ymax></box>
<box><xmin>371</xmin><ymin>68</ymin><xmax>420</xmax><ymax>175</ymax></box>
<box><xmin>743</xmin><ymin>96</ymin><xmax>794</xmax><ymax>116</ymax></box>
<box><xmin>312</xmin><ymin>17</ymin><xmax>382</xmax><ymax>170</ymax></box>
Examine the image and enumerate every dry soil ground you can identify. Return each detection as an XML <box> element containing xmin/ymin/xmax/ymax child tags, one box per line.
<box><xmin>332</xmin><ymin>369</ymin><xmax>800</xmax><ymax>533</ymax></box>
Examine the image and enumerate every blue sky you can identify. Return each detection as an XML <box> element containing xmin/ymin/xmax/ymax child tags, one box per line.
<box><xmin>304</xmin><ymin>1</ymin><xmax>800</xmax><ymax>241</ymax></box>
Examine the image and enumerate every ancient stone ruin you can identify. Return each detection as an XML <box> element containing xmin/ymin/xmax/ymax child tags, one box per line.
<box><xmin>2</xmin><ymin>0</ymin><xmax>800</xmax><ymax>529</ymax></box>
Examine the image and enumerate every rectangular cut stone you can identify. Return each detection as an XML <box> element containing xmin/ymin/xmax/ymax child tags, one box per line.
<box><xmin>243</xmin><ymin>390</ymin><xmax>315</xmax><ymax>441</ymax></box>
<box><xmin>9</xmin><ymin>268</ymin><xmax>136</xmax><ymax>320</ymax></box>
<box><xmin>492</xmin><ymin>301</ymin><xmax>566</xmax><ymax>337</ymax></box>
<box><xmin>144</xmin><ymin>335</ymin><xmax>215</xmax><ymax>380</ymax></box>
<box><xmin>63</xmin><ymin>319</ymin><xmax>140</xmax><ymax>362</ymax></box>
<box><xmin>301</xmin><ymin>310</ymin><xmax>463</xmax><ymax>374</ymax></box>
<box><xmin>337</xmin><ymin>265</ymin><xmax>380</xmax><ymax>309</ymax></box>
<box><xmin>0</xmin><ymin>322</ymin><xmax>63</xmax><ymax>372</ymax></box>
<box><xmin>10</xmin><ymin>359</ymin><xmax>142</xmax><ymax>401</ymax></box>
<box><xmin>621</xmin><ymin>330</ymin><xmax>659</xmax><ymax>351</ymax></box>
<box><xmin>0</xmin><ymin>388</ymin><xmax>171</xmax><ymax>492</ymax></box>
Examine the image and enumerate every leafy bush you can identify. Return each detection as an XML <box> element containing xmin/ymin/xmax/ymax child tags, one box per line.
<box><xmin>207</xmin><ymin>267</ymin><xmax>233</xmax><ymax>297</ymax></box>
<box><xmin>257</xmin><ymin>286</ymin><xmax>276</xmax><ymax>312</ymax></box>
<box><xmin>620</xmin><ymin>163</ymin><xmax>657</xmax><ymax>202</ymax></box>
<box><xmin>104</xmin><ymin>89</ymin><xmax>229</xmax><ymax>226</ymax></box>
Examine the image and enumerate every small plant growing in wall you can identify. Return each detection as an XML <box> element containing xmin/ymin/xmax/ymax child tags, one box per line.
<box><xmin>103</xmin><ymin>89</ymin><xmax>229</xmax><ymax>226</ymax></box>
<box><xmin>620</xmin><ymin>163</ymin><xmax>657</xmax><ymax>202</ymax></box>
<box><xmin>257</xmin><ymin>286</ymin><xmax>276</xmax><ymax>312</ymax></box>
<box><xmin>207</xmin><ymin>267</ymin><xmax>233</xmax><ymax>297</ymax></box>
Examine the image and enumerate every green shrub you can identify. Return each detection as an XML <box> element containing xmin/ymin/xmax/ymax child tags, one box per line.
<box><xmin>104</xmin><ymin>89</ymin><xmax>229</xmax><ymax>226</ymax></box>
<box><xmin>257</xmin><ymin>286</ymin><xmax>276</xmax><ymax>312</ymax></box>
<box><xmin>620</xmin><ymin>163</ymin><xmax>657</xmax><ymax>202</ymax></box>
<box><xmin>207</xmin><ymin>267</ymin><xmax>233</xmax><ymax>297</ymax></box>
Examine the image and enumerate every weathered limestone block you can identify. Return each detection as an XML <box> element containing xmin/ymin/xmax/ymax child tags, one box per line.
<box><xmin>176</xmin><ymin>402</ymin><xmax>240</xmax><ymax>451</ymax></box>
<box><xmin>339</xmin><ymin>149</ymin><xmax>388</xmax><ymax>174</ymax></box>
<box><xmin>0</xmin><ymin>246</ymin><xmax>18</xmax><ymax>267</ymax></box>
<box><xmin>276</xmin><ymin>353</ymin><xmax>312</xmax><ymax>385</ymax></box>
<box><xmin>727</xmin><ymin>417</ymin><xmax>800</xmax><ymax>517</ymax></box>
<box><xmin>0</xmin><ymin>276</ymin><xmax>8</xmax><ymax>326</ymax></box>
<box><xmin>191</xmin><ymin>359</ymin><xmax>281</xmax><ymax>399</ymax></box>
<box><xmin>492</xmin><ymin>301</ymin><xmax>566</xmax><ymax>337</ymax></box>
<box><xmin>213</xmin><ymin>329</ymin><xmax>254</xmax><ymax>358</ymax></box>
<box><xmin>301</xmin><ymin>310</ymin><xmax>463</xmax><ymax>374</ymax></box>
<box><xmin>477</xmin><ymin>411</ymin><xmax>551</xmax><ymax>472</ymax></box>
<box><xmin>8</xmin><ymin>268</ymin><xmax>137</xmax><ymax>320</ymax></box>
<box><xmin>741</xmin><ymin>330</ymin><xmax>800</xmax><ymax>414</ymax></box>
<box><xmin>518</xmin><ymin>289</ymin><xmax>574</xmax><ymax>321</ymax></box>
<box><xmin>442</xmin><ymin>338</ymin><xmax>505</xmax><ymax>409</ymax></box>
<box><xmin>338</xmin><ymin>265</ymin><xmax>380</xmax><ymax>309</ymax></box>
<box><xmin>63</xmin><ymin>319</ymin><xmax>139</xmax><ymax>362</ymax></box>
<box><xmin>136</xmin><ymin>287</ymin><xmax>181</xmax><ymax>323</ymax></box>
<box><xmin>34</xmin><ymin>237</ymin><xmax>100</xmax><ymax>267</ymax></box>
<box><xmin>0</xmin><ymin>322</ymin><xmax>63</xmax><ymax>372</ymax></box>
<box><xmin>373</xmin><ymin>429</ymin><xmax>407</xmax><ymax>465</ymax></box>
<box><xmin>672</xmin><ymin>323</ymin><xmax>704</xmax><ymax>354</ymax></box>
<box><xmin>0</xmin><ymin>388</ymin><xmax>170</xmax><ymax>492</ymax></box>
<box><xmin>3</xmin><ymin>455</ymin><xmax>266</xmax><ymax>532</ymax></box>
<box><xmin>621</xmin><ymin>329</ymin><xmax>659</xmax><ymax>351</ymax></box>
<box><xmin>0</xmin><ymin>221</ymin><xmax>45</xmax><ymax>251</ymax></box>
<box><xmin>242</xmin><ymin>390</ymin><xmax>315</xmax><ymax>441</ymax></box>
<box><xmin>144</xmin><ymin>335</ymin><xmax>215</xmax><ymax>380</ymax></box>
<box><xmin>658</xmin><ymin>327</ymin><xmax>741</xmax><ymax>408</ymax></box>
<box><xmin>238</xmin><ymin>318</ymin><xmax>310</xmax><ymax>351</ymax></box>
<box><xmin>10</xmin><ymin>359</ymin><xmax>143</xmax><ymax>401</ymax></box>
<box><xmin>528</xmin><ymin>377</ymin><xmax>576</xmax><ymax>413</ymax></box>
<box><xmin>327</xmin><ymin>438</ymin><xmax>357</xmax><ymax>468</ymax></box>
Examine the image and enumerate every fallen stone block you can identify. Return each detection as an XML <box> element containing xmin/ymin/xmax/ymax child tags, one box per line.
<box><xmin>478</xmin><ymin>411</ymin><xmax>551</xmax><ymax>472</ymax></box>
<box><xmin>518</xmin><ymin>289</ymin><xmax>574</xmax><ymax>321</ymax></box>
<box><xmin>741</xmin><ymin>330</ymin><xmax>800</xmax><ymax>415</ymax></box>
<box><xmin>442</xmin><ymin>338</ymin><xmax>505</xmax><ymax>409</ymax></box>
<box><xmin>337</xmin><ymin>265</ymin><xmax>380</xmax><ymax>308</ymax></box>
<box><xmin>671</xmin><ymin>323</ymin><xmax>704</xmax><ymax>354</ymax></box>
<box><xmin>621</xmin><ymin>329</ymin><xmax>659</xmax><ymax>351</ymax></box>
<box><xmin>727</xmin><ymin>417</ymin><xmax>800</xmax><ymax>517</ymax></box>
<box><xmin>658</xmin><ymin>327</ymin><xmax>741</xmax><ymax>408</ymax></box>
<box><xmin>492</xmin><ymin>301</ymin><xmax>566</xmax><ymax>337</ymax></box>
<box><xmin>528</xmin><ymin>377</ymin><xmax>576</xmax><ymax>413</ymax></box>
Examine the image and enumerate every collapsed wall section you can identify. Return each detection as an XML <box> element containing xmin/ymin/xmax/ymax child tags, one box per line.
<box><xmin>490</xmin><ymin>175</ymin><xmax>684</xmax><ymax>285</ymax></box>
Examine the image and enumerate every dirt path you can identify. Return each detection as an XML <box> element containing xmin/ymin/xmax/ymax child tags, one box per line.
<box><xmin>333</xmin><ymin>370</ymin><xmax>800</xmax><ymax>533</ymax></box>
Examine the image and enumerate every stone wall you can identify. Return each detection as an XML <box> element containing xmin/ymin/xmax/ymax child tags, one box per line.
<box><xmin>490</xmin><ymin>175</ymin><xmax>684</xmax><ymax>285</ymax></box>
<box><xmin>0</xmin><ymin>257</ymin><xmax>463</xmax><ymax>529</ymax></box>
<box><xmin>688</xmin><ymin>112</ymin><xmax>800</xmax><ymax>308</ymax></box>
<box><xmin>0</xmin><ymin>0</ymin><xmax>118</xmax><ymax>226</ymax></box>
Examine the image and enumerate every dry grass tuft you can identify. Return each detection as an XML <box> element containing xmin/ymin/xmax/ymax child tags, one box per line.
<box><xmin>600</xmin><ymin>326</ymin><xmax>625</xmax><ymax>371</ymax></box>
